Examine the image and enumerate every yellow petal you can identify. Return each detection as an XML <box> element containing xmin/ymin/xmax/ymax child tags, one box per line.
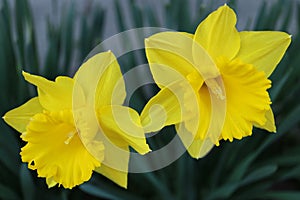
<box><xmin>72</xmin><ymin>51</ymin><xmax>126</xmax><ymax>158</ymax></box>
<box><xmin>94</xmin><ymin>163</ymin><xmax>128</xmax><ymax>188</ymax></box>
<box><xmin>187</xmin><ymin>139</ymin><xmax>214</xmax><ymax>159</ymax></box>
<box><xmin>194</xmin><ymin>5</ymin><xmax>240</xmax><ymax>61</ymax></box>
<box><xmin>72</xmin><ymin>51</ymin><xmax>132</xmax><ymax>186</ymax></box>
<box><xmin>175</xmin><ymin>81</ymin><xmax>225</xmax><ymax>158</ymax></box>
<box><xmin>98</xmin><ymin>105</ymin><xmax>150</xmax><ymax>155</ymax></box>
<box><xmin>21</xmin><ymin>110</ymin><xmax>102</xmax><ymax>189</ymax></box>
<box><xmin>95</xmin><ymin>138</ymin><xmax>129</xmax><ymax>183</ymax></box>
<box><xmin>218</xmin><ymin>59</ymin><xmax>272</xmax><ymax>141</ymax></box>
<box><xmin>191</xmin><ymin>38</ymin><xmax>220</xmax><ymax>80</ymax></box>
<box><xmin>3</xmin><ymin>97</ymin><xmax>43</xmax><ymax>133</ymax></box>
<box><xmin>236</xmin><ymin>31</ymin><xmax>291</xmax><ymax>77</ymax></box>
<box><xmin>22</xmin><ymin>72</ymin><xmax>74</xmax><ymax>111</ymax></box>
<box><xmin>141</xmin><ymin>78</ymin><xmax>200</xmax><ymax>133</ymax></box>
<box><xmin>141</xmin><ymin>85</ymin><xmax>180</xmax><ymax>133</ymax></box>
<box><xmin>140</xmin><ymin>88</ymin><xmax>179</xmax><ymax>133</ymax></box>
<box><xmin>46</xmin><ymin>177</ymin><xmax>58</xmax><ymax>188</ymax></box>
<box><xmin>254</xmin><ymin>107</ymin><xmax>276</xmax><ymax>133</ymax></box>
<box><xmin>194</xmin><ymin>85</ymin><xmax>211</xmax><ymax>140</ymax></box>
<box><xmin>96</xmin><ymin>54</ymin><xmax>125</xmax><ymax>108</ymax></box>
<box><xmin>74</xmin><ymin>51</ymin><xmax>126</xmax><ymax>108</ymax></box>
<box><xmin>145</xmin><ymin>32</ymin><xmax>198</xmax><ymax>88</ymax></box>
<box><xmin>176</xmin><ymin>123</ymin><xmax>215</xmax><ymax>159</ymax></box>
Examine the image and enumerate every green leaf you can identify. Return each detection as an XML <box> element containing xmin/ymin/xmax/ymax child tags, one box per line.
<box><xmin>227</xmin><ymin>152</ymin><xmax>257</xmax><ymax>182</ymax></box>
<box><xmin>143</xmin><ymin>4</ymin><xmax>161</xmax><ymax>27</ymax></box>
<box><xmin>44</xmin><ymin>18</ymin><xmax>60</xmax><ymax>79</ymax></box>
<box><xmin>0</xmin><ymin>124</ymin><xmax>19</xmax><ymax>176</ymax></box>
<box><xmin>241</xmin><ymin>165</ymin><xmax>278</xmax><ymax>185</ymax></box>
<box><xmin>269</xmin><ymin>68</ymin><xmax>292</xmax><ymax>101</ymax></box>
<box><xmin>0</xmin><ymin>183</ymin><xmax>20</xmax><ymax>200</ymax></box>
<box><xmin>233</xmin><ymin>182</ymin><xmax>271</xmax><ymax>200</ymax></box>
<box><xmin>20</xmin><ymin>164</ymin><xmax>35</xmax><ymax>200</ymax></box>
<box><xmin>280</xmin><ymin>0</ymin><xmax>293</xmax><ymax>31</ymax></box>
<box><xmin>278</xmin><ymin>105</ymin><xmax>300</xmax><ymax>134</ymax></box>
<box><xmin>114</xmin><ymin>0</ymin><xmax>126</xmax><ymax>32</ymax></box>
<box><xmin>80</xmin><ymin>182</ymin><xmax>141</xmax><ymax>200</ymax></box>
<box><xmin>279</xmin><ymin>165</ymin><xmax>300</xmax><ymax>180</ymax></box>
<box><xmin>206</xmin><ymin>182</ymin><xmax>239</xmax><ymax>200</ymax></box>
<box><xmin>206</xmin><ymin>165</ymin><xmax>277</xmax><ymax>200</ymax></box>
<box><xmin>259</xmin><ymin>191</ymin><xmax>300</xmax><ymax>200</ymax></box>
<box><xmin>60</xmin><ymin>2</ymin><xmax>75</xmax><ymax>75</ymax></box>
<box><xmin>129</xmin><ymin>0</ymin><xmax>143</xmax><ymax>28</ymax></box>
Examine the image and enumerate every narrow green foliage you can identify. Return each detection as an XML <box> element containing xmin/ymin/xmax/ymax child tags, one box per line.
<box><xmin>20</xmin><ymin>164</ymin><xmax>35</xmax><ymax>200</ymax></box>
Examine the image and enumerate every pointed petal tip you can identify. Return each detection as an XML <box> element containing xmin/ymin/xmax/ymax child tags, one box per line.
<box><xmin>277</xmin><ymin>32</ymin><xmax>292</xmax><ymax>40</ymax></box>
<box><xmin>283</xmin><ymin>33</ymin><xmax>292</xmax><ymax>42</ymax></box>
<box><xmin>222</xmin><ymin>3</ymin><xmax>231</xmax><ymax>9</ymax></box>
<box><xmin>138</xmin><ymin>146</ymin><xmax>152</xmax><ymax>155</ymax></box>
<box><xmin>22</xmin><ymin>71</ymin><xmax>31</xmax><ymax>80</ymax></box>
<box><xmin>106</xmin><ymin>50</ymin><xmax>113</xmax><ymax>55</ymax></box>
<box><xmin>285</xmin><ymin>34</ymin><xmax>292</xmax><ymax>42</ymax></box>
<box><xmin>189</xmin><ymin>153</ymin><xmax>201</xmax><ymax>160</ymax></box>
<box><xmin>105</xmin><ymin>50</ymin><xmax>117</xmax><ymax>60</ymax></box>
<box><xmin>271</xmin><ymin>126</ymin><xmax>277</xmax><ymax>133</ymax></box>
<box><xmin>122</xmin><ymin>184</ymin><xmax>128</xmax><ymax>189</ymax></box>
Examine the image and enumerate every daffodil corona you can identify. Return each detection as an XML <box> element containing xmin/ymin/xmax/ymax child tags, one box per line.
<box><xmin>141</xmin><ymin>5</ymin><xmax>291</xmax><ymax>158</ymax></box>
<box><xmin>3</xmin><ymin>51</ymin><xmax>150</xmax><ymax>189</ymax></box>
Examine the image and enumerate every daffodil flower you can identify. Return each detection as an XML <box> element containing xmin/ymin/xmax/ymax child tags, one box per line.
<box><xmin>141</xmin><ymin>5</ymin><xmax>291</xmax><ymax>158</ymax></box>
<box><xmin>3</xmin><ymin>51</ymin><xmax>150</xmax><ymax>189</ymax></box>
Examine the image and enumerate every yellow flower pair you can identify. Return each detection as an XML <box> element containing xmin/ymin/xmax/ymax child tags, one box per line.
<box><xmin>3</xmin><ymin>5</ymin><xmax>291</xmax><ymax>189</ymax></box>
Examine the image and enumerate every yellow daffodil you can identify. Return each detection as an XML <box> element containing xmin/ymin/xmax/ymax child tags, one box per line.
<box><xmin>72</xmin><ymin>51</ymin><xmax>150</xmax><ymax>188</ymax></box>
<box><xmin>3</xmin><ymin>51</ymin><xmax>150</xmax><ymax>189</ymax></box>
<box><xmin>141</xmin><ymin>5</ymin><xmax>291</xmax><ymax>158</ymax></box>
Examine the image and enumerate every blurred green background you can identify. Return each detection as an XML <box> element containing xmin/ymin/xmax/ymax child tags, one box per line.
<box><xmin>1</xmin><ymin>0</ymin><xmax>300</xmax><ymax>199</ymax></box>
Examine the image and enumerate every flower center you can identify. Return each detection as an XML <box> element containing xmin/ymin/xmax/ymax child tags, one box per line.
<box><xmin>37</xmin><ymin>110</ymin><xmax>79</xmax><ymax>145</ymax></box>
<box><xmin>186</xmin><ymin>72</ymin><xmax>225</xmax><ymax>100</ymax></box>
<box><xmin>64</xmin><ymin>130</ymin><xmax>77</xmax><ymax>145</ymax></box>
<box><xmin>205</xmin><ymin>77</ymin><xmax>225</xmax><ymax>100</ymax></box>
